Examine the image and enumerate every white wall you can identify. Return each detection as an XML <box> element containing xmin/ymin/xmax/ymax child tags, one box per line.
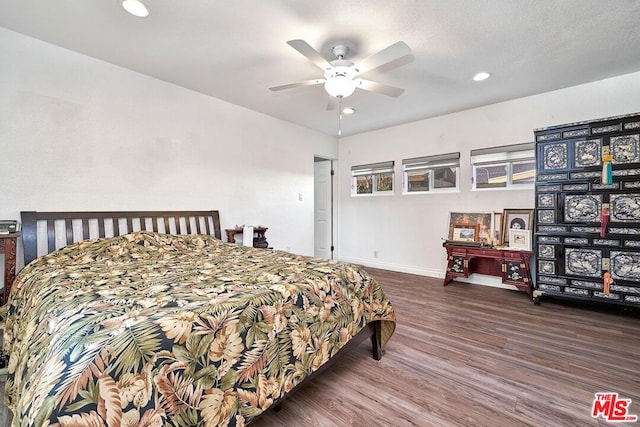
<box><xmin>3</xmin><ymin>26</ymin><xmax>640</xmax><ymax>291</ymax></box>
<box><xmin>337</xmin><ymin>71</ymin><xmax>640</xmax><ymax>285</ymax></box>
<box><xmin>0</xmin><ymin>28</ymin><xmax>337</xmax><ymax>271</ymax></box>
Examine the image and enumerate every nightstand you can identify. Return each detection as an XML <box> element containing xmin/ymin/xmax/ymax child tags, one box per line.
<box><xmin>0</xmin><ymin>232</ymin><xmax>19</xmax><ymax>305</ymax></box>
<box><xmin>225</xmin><ymin>226</ymin><xmax>269</xmax><ymax>248</ymax></box>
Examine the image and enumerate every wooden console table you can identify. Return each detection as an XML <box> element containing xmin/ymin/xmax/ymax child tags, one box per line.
<box><xmin>225</xmin><ymin>226</ymin><xmax>268</xmax><ymax>244</ymax></box>
<box><xmin>443</xmin><ymin>243</ymin><xmax>534</xmax><ymax>301</ymax></box>
<box><xmin>1</xmin><ymin>233</ymin><xmax>20</xmax><ymax>305</ymax></box>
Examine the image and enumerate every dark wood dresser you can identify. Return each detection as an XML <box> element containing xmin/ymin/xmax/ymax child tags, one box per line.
<box><xmin>534</xmin><ymin>112</ymin><xmax>640</xmax><ymax>306</ymax></box>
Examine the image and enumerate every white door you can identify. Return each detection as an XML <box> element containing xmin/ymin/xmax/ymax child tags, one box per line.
<box><xmin>314</xmin><ymin>159</ymin><xmax>333</xmax><ymax>259</ymax></box>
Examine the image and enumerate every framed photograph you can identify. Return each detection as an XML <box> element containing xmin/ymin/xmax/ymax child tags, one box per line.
<box><xmin>452</xmin><ymin>222</ymin><xmax>480</xmax><ymax>242</ymax></box>
<box><xmin>448</xmin><ymin>212</ymin><xmax>492</xmax><ymax>243</ymax></box>
<box><xmin>502</xmin><ymin>209</ymin><xmax>534</xmax><ymax>244</ymax></box>
<box><xmin>493</xmin><ymin>211</ymin><xmax>503</xmax><ymax>243</ymax></box>
<box><xmin>509</xmin><ymin>229</ymin><xmax>532</xmax><ymax>250</ymax></box>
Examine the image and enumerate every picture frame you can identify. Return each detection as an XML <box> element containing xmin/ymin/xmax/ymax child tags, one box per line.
<box><xmin>447</xmin><ymin>212</ymin><xmax>492</xmax><ymax>243</ymax></box>
<box><xmin>493</xmin><ymin>211</ymin><xmax>503</xmax><ymax>244</ymax></box>
<box><xmin>452</xmin><ymin>222</ymin><xmax>480</xmax><ymax>242</ymax></box>
<box><xmin>509</xmin><ymin>229</ymin><xmax>531</xmax><ymax>250</ymax></box>
<box><xmin>502</xmin><ymin>209</ymin><xmax>534</xmax><ymax>244</ymax></box>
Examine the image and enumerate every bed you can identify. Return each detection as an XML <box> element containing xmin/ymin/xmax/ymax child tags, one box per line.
<box><xmin>2</xmin><ymin>210</ymin><xmax>396</xmax><ymax>426</ymax></box>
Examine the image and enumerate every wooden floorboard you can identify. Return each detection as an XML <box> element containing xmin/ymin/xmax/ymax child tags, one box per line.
<box><xmin>254</xmin><ymin>268</ymin><xmax>640</xmax><ymax>427</ymax></box>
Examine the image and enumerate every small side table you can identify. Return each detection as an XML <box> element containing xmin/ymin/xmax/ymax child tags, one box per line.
<box><xmin>225</xmin><ymin>227</ymin><xmax>268</xmax><ymax>244</ymax></box>
<box><xmin>0</xmin><ymin>232</ymin><xmax>20</xmax><ymax>305</ymax></box>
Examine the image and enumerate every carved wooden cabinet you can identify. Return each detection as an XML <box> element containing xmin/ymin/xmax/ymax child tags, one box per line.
<box><xmin>534</xmin><ymin>112</ymin><xmax>640</xmax><ymax>306</ymax></box>
<box><xmin>443</xmin><ymin>244</ymin><xmax>534</xmax><ymax>301</ymax></box>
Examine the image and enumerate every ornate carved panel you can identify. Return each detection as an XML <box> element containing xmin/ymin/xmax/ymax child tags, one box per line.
<box><xmin>565</xmin><ymin>248</ymin><xmax>602</xmax><ymax>278</ymax></box>
<box><xmin>564</xmin><ymin>194</ymin><xmax>602</xmax><ymax>222</ymax></box>
<box><xmin>537</xmin><ymin>193</ymin><xmax>555</xmax><ymax>208</ymax></box>
<box><xmin>538</xmin><ymin>210</ymin><xmax>555</xmax><ymax>224</ymax></box>
<box><xmin>574</xmin><ymin>139</ymin><xmax>601</xmax><ymax>167</ymax></box>
<box><xmin>538</xmin><ymin>244</ymin><xmax>555</xmax><ymax>259</ymax></box>
<box><xmin>542</xmin><ymin>142</ymin><xmax>568</xmax><ymax>171</ymax></box>
<box><xmin>610</xmin><ymin>134</ymin><xmax>640</xmax><ymax>164</ymax></box>
<box><xmin>610</xmin><ymin>251</ymin><xmax>640</xmax><ymax>282</ymax></box>
<box><xmin>538</xmin><ymin>260</ymin><xmax>555</xmax><ymax>275</ymax></box>
<box><xmin>610</xmin><ymin>194</ymin><xmax>640</xmax><ymax>222</ymax></box>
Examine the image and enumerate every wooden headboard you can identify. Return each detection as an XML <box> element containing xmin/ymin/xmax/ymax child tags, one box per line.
<box><xmin>21</xmin><ymin>210</ymin><xmax>221</xmax><ymax>265</ymax></box>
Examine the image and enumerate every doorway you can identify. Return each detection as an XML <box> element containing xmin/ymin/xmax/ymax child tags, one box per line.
<box><xmin>314</xmin><ymin>157</ymin><xmax>333</xmax><ymax>259</ymax></box>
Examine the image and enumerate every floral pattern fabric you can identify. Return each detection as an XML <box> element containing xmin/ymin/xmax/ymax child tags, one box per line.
<box><xmin>3</xmin><ymin>232</ymin><xmax>395</xmax><ymax>426</ymax></box>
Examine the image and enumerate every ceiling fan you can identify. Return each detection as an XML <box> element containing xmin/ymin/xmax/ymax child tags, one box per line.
<box><xmin>269</xmin><ymin>39</ymin><xmax>414</xmax><ymax>101</ymax></box>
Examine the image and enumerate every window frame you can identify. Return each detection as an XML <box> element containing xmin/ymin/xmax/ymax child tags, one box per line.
<box><xmin>351</xmin><ymin>161</ymin><xmax>395</xmax><ymax>196</ymax></box>
<box><xmin>402</xmin><ymin>152</ymin><xmax>460</xmax><ymax>194</ymax></box>
<box><xmin>471</xmin><ymin>143</ymin><xmax>535</xmax><ymax>191</ymax></box>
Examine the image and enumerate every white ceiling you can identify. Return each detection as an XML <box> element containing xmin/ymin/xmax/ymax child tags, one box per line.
<box><xmin>1</xmin><ymin>1</ymin><xmax>640</xmax><ymax>137</ymax></box>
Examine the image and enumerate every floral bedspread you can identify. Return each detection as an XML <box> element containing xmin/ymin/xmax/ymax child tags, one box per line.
<box><xmin>3</xmin><ymin>232</ymin><xmax>395</xmax><ymax>426</ymax></box>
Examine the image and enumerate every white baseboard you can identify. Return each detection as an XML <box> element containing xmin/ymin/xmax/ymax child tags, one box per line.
<box><xmin>337</xmin><ymin>256</ymin><xmax>443</xmax><ymax>278</ymax></box>
<box><xmin>337</xmin><ymin>257</ymin><xmax>518</xmax><ymax>291</ymax></box>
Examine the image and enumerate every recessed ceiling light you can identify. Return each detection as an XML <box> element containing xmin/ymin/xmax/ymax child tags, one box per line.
<box><xmin>122</xmin><ymin>0</ymin><xmax>149</xmax><ymax>17</ymax></box>
<box><xmin>473</xmin><ymin>72</ymin><xmax>491</xmax><ymax>81</ymax></box>
<box><xmin>342</xmin><ymin>107</ymin><xmax>356</xmax><ymax>115</ymax></box>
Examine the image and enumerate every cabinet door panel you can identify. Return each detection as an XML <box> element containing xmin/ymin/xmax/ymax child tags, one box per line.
<box><xmin>539</xmin><ymin>141</ymin><xmax>569</xmax><ymax>171</ymax></box>
<box><xmin>448</xmin><ymin>255</ymin><xmax>466</xmax><ymax>274</ymax></box>
<box><xmin>610</xmin><ymin>251</ymin><xmax>640</xmax><ymax>282</ymax></box>
<box><xmin>503</xmin><ymin>260</ymin><xmax>526</xmax><ymax>283</ymax></box>
<box><xmin>610</xmin><ymin>194</ymin><xmax>640</xmax><ymax>222</ymax></box>
<box><xmin>610</xmin><ymin>134</ymin><xmax>640</xmax><ymax>164</ymax></box>
<box><xmin>537</xmin><ymin>193</ymin><xmax>556</xmax><ymax>208</ymax></box>
<box><xmin>564</xmin><ymin>248</ymin><xmax>602</xmax><ymax>278</ymax></box>
<box><xmin>574</xmin><ymin>138</ymin><xmax>602</xmax><ymax>168</ymax></box>
<box><xmin>564</xmin><ymin>194</ymin><xmax>602</xmax><ymax>223</ymax></box>
<box><xmin>537</xmin><ymin>244</ymin><xmax>557</xmax><ymax>259</ymax></box>
<box><xmin>538</xmin><ymin>210</ymin><xmax>555</xmax><ymax>224</ymax></box>
<box><xmin>537</xmin><ymin>259</ymin><xmax>556</xmax><ymax>276</ymax></box>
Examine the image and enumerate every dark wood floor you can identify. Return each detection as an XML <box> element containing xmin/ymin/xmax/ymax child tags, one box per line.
<box><xmin>254</xmin><ymin>268</ymin><xmax>640</xmax><ymax>427</ymax></box>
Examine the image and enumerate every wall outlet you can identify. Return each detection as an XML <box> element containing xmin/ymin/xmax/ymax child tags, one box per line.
<box><xmin>373</xmin><ymin>250</ymin><xmax>379</xmax><ymax>258</ymax></box>
<box><xmin>286</xmin><ymin>246</ymin><xmax>291</xmax><ymax>252</ymax></box>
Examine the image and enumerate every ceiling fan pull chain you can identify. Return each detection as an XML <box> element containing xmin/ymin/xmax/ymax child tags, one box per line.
<box><xmin>338</xmin><ymin>98</ymin><xmax>343</xmax><ymax>136</ymax></box>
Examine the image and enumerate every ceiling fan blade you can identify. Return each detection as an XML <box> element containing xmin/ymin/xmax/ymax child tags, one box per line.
<box><xmin>326</xmin><ymin>98</ymin><xmax>338</xmax><ymax>111</ymax></box>
<box><xmin>356</xmin><ymin>79</ymin><xmax>405</xmax><ymax>97</ymax></box>
<box><xmin>269</xmin><ymin>78</ymin><xmax>325</xmax><ymax>92</ymax></box>
<box><xmin>287</xmin><ymin>39</ymin><xmax>332</xmax><ymax>71</ymax></box>
<box><xmin>359</xmin><ymin>53</ymin><xmax>415</xmax><ymax>77</ymax></box>
<box><xmin>355</xmin><ymin>41</ymin><xmax>411</xmax><ymax>76</ymax></box>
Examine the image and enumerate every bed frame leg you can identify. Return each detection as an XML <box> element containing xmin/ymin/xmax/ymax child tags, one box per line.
<box><xmin>371</xmin><ymin>321</ymin><xmax>382</xmax><ymax>360</ymax></box>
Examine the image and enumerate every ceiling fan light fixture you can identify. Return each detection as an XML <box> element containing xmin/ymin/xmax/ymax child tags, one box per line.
<box><xmin>473</xmin><ymin>71</ymin><xmax>491</xmax><ymax>81</ymax></box>
<box><xmin>324</xmin><ymin>76</ymin><xmax>356</xmax><ymax>98</ymax></box>
<box><xmin>122</xmin><ymin>0</ymin><xmax>149</xmax><ymax>17</ymax></box>
<box><xmin>324</xmin><ymin>66</ymin><xmax>357</xmax><ymax>98</ymax></box>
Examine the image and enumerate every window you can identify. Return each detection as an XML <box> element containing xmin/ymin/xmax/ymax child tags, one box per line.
<box><xmin>351</xmin><ymin>161</ymin><xmax>394</xmax><ymax>196</ymax></box>
<box><xmin>471</xmin><ymin>143</ymin><xmax>535</xmax><ymax>190</ymax></box>
<box><xmin>402</xmin><ymin>152</ymin><xmax>460</xmax><ymax>193</ymax></box>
